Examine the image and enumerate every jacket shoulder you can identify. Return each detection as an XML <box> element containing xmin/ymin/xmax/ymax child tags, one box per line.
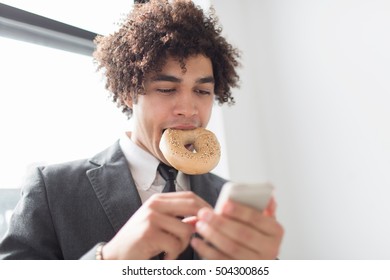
<box><xmin>38</xmin><ymin>141</ymin><xmax>122</xmax><ymax>178</ymax></box>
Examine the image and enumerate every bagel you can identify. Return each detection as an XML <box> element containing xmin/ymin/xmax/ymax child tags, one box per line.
<box><xmin>159</xmin><ymin>128</ymin><xmax>221</xmax><ymax>175</ymax></box>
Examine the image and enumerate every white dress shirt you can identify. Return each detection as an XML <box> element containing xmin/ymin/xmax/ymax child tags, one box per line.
<box><xmin>119</xmin><ymin>132</ymin><xmax>190</xmax><ymax>204</ymax></box>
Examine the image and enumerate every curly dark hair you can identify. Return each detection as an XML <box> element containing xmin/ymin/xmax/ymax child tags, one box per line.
<box><xmin>93</xmin><ymin>0</ymin><xmax>240</xmax><ymax>118</ymax></box>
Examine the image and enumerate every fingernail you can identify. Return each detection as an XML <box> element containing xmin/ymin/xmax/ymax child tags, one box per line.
<box><xmin>196</xmin><ymin>221</ymin><xmax>206</xmax><ymax>230</ymax></box>
<box><xmin>199</xmin><ymin>209</ymin><xmax>212</xmax><ymax>222</ymax></box>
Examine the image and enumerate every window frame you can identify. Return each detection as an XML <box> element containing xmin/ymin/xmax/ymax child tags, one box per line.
<box><xmin>0</xmin><ymin>2</ymin><xmax>98</xmax><ymax>56</ymax></box>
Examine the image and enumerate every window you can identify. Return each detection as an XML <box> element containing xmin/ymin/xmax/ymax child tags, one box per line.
<box><xmin>1</xmin><ymin>0</ymin><xmax>131</xmax><ymax>35</ymax></box>
<box><xmin>0</xmin><ymin>1</ymin><xmax>133</xmax><ymax>238</ymax></box>
<box><xmin>0</xmin><ymin>36</ymin><xmax>129</xmax><ymax>189</ymax></box>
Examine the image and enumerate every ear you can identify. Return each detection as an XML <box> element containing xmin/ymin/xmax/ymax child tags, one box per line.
<box><xmin>124</xmin><ymin>96</ymin><xmax>133</xmax><ymax>109</ymax></box>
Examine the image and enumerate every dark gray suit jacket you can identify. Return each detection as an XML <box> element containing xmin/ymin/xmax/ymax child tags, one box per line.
<box><xmin>0</xmin><ymin>141</ymin><xmax>226</xmax><ymax>259</ymax></box>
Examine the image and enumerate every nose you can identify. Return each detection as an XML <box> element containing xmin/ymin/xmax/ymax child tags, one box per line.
<box><xmin>173</xmin><ymin>92</ymin><xmax>198</xmax><ymax>117</ymax></box>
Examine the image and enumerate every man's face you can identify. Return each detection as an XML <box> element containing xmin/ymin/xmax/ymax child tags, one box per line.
<box><xmin>128</xmin><ymin>54</ymin><xmax>215</xmax><ymax>164</ymax></box>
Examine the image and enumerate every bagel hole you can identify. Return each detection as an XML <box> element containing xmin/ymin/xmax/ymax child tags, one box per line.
<box><xmin>185</xmin><ymin>144</ymin><xmax>196</xmax><ymax>153</ymax></box>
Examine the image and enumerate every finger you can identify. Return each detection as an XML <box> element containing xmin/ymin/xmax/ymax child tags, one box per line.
<box><xmin>224</xmin><ymin>202</ymin><xmax>283</xmax><ymax>237</ymax></box>
<box><xmin>198</xmin><ymin>207</ymin><xmax>267</xmax><ymax>247</ymax></box>
<box><xmin>195</xmin><ymin>218</ymin><xmax>282</xmax><ymax>259</ymax></box>
<box><xmin>182</xmin><ymin>216</ymin><xmax>198</xmax><ymax>228</ymax></box>
<box><xmin>197</xmin><ymin>207</ymin><xmax>284</xmax><ymax>259</ymax></box>
<box><xmin>190</xmin><ymin>237</ymin><xmax>229</xmax><ymax>260</ymax></box>
<box><xmin>151</xmin><ymin>211</ymin><xmax>193</xmax><ymax>251</ymax></box>
<box><xmin>157</xmin><ymin>191</ymin><xmax>210</xmax><ymax>206</ymax></box>
<box><xmin>155</xmin><ymin>230</ymin><xmax>186</xmax><ymax>260</ymax></box>
<box><xmin>147</xmin><ymin>192</ymin><xmax>211</xmax><ymax>217</ymax></box>
<box><xmin>220</xmin><ymin>199</ymin><xmax>273</xmax><ymax>231</ymax></box>
<box><xmin>263</xmin><ymin>197</ymin><xmax>277</xmax><ymax>217</ymax></box>
<box><xmin>195</xmin><ymin>217</ymin><xmax>259</xmax><ymax>259</ymax></box>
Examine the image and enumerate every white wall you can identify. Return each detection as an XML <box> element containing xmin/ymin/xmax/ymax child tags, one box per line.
<box><xmin>213</xmin><ymin>0</ymin><xmax>390</xmax><ymax>259</ymax></box>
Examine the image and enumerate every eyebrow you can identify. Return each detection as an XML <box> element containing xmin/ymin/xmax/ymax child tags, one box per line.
<box><xmin>150</xmin><ymin>74</ymin><xmax>215</xmax><ymax>84</ymax></box>
<box><xmin>196</xmin><ymin>76</ymin><xmax>215</xmax><ymax>84</ymax></box>
<box><xmin>150</xmin><ymin>74</ymin><xmax>181</xmax><ymax>83</ymax></box>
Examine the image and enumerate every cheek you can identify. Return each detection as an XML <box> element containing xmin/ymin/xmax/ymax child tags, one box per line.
<box><xmin>138</xmin><ymin>96</ymin><xmax>167</xmax><ymax>121</ymax></box>
<box><xmin>200</xmin><ymin>99</ymin><xmax>214</xmax><ymax>122</ymax></box>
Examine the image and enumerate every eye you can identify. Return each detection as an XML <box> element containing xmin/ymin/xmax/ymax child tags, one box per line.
<box><xmin>195</xmin><ymin>89</ymin><xmax>212</xmax><ymax>95</ymax></box>
<box><xmin>157</xmin><ymin>88</ymin><xmax>176</xmax><ymax>94</ymax></box>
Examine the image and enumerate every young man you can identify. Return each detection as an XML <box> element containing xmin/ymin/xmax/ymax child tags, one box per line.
<box><xmin>0</xmin><ymin>0</ymin><xmax>283</xmax><ymax>260</ymax></box>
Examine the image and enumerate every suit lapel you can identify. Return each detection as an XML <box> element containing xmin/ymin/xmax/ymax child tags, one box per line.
<box><xmin>86</xmin><ymin>142</ymin><xmax>142</xmax><ymax>233</ymax></box>
<box><xmin>190</xmin><ymin>175</ymin><xmax>221</xmax><ymax>208</ymax></box>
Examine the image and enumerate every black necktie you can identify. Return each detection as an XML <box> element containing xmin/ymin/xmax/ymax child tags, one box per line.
<box><xmin>157</xmin><ymin>163</ymin><xmax>193</xmax><ymax>259</ymax></box>
<box><xmin>157</xmin><ymin>163</ymin><xmax>178</xmax><ymax>193</ymax></box>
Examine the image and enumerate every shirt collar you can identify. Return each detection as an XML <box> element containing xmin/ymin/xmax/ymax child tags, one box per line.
<box><xmin>119</xmin><ymin>132</ymin><xmax>160</xmax><ymax>191</ymax></box>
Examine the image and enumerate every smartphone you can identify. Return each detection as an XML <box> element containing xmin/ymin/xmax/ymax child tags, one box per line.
<box><xmin>214</xmin><ymin>182</ymin><xmax>274</xmax><ymax>213</ymax></box>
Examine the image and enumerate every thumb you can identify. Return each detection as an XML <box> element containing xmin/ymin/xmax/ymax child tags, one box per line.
<box><xmin>263</xmin><ymin>197</ymin><xmax>277</xmax><ymax>217</ymax></box>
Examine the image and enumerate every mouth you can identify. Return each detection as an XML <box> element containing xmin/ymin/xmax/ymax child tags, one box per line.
<box><xmin>161</xmin><ymin>126</ymin><xmax>197</xmax><ymax>134</ymax></box>
<box><xmin>161</xmin><ymin>127</ymin><xmax>196</xmax><ymax>152</ymax></box>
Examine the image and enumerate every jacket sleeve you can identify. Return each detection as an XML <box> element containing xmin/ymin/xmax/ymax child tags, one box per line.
<box><xmin>0</xmin><ymin>167</ymin><xmax>62</xmax><ymax>259</ymax></box>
